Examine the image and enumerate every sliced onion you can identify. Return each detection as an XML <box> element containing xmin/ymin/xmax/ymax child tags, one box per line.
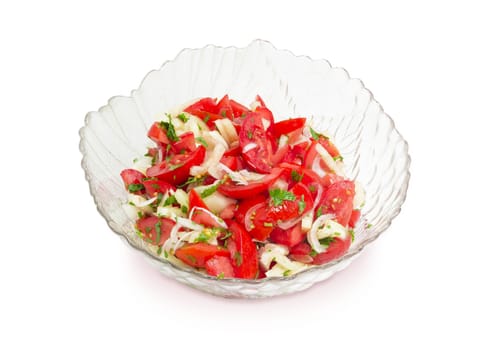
<box><xmin>308</xmin><ymin>214</ymin><xmax>335</xmax><ymax>253</ymax></box>
<box><xmin>176</xmin><ymin>217</ymin><xmax>203</xmax><ymax>231</ymax></box>
<box><xmin>311</xmin><ymin>155</ymin><xmax>326</xmax><ymax>178</ymax></box>
<box><xmin>163</xmin><ymin>223</ymin><xmax>182</xmax><ymax>253</ymax></box>
<box><xmin>277</xmin><ymin>216</ymin><xmax>302</xmax><ymax>230</ymax></box>
<box><xmin>242</xmin><ymin>142</ymin><xmax>258</xmax><ymax>153</ymax></box>
<box><xmin>133</xmin><ymin>196</ymin><xmax>157</xmax><ymax>208</ymax></box>
<box><xmin>312</xmin><ymin>183</ymin><xmax>324</xmax><ymax>208</ymax></box>
<box><xmin>316</xmin><ymin>143</ymin><xmax>345</xmax><ymax>177</ymax></box>
<box><xmin>244</xmin><ymin>203</ymin><xmax>264</xmax><ymax>232</ymax></box>
<box><xmin>291</xmin><ymin>134</ymin><xmax>310</xmax><ymax>146</ymax></box>
<box><xmin>209</xmin><ymin>130</ymin><xmax>229</xmax><ymax>150</ymax></box>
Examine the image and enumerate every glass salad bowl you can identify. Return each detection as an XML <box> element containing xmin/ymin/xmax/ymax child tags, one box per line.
<box><xmin>79</xmin><ymin>40</ymin><xmax>410</xmax><ymax>298</ymax></box>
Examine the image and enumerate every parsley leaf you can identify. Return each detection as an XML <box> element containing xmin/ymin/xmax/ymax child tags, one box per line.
<box><xmin>217</xmin><ymin>272</ymin><xmax>225</xmax><ymax>279</ymax></box>
<box><xmin>319</xmin><ymin>236</ymin><xmax>335</xmax><ymax>246</ymax></box>
<box><xmin>168</xmin><ymin>163</ymin><xmax>183</xmax><ymax>171</ymax></box>
<box><xmin>349</xmin><ymin>229</ymin><xmax>355</xmax><ymax>242</ymax></box>
<box><xmin>159</xmin><ymin>115</ymin><xmax>179</xmax><ymax>142</ymax></box>
<box><xmin>234</xmin><ymin>251</ymin><xmax>243</xmax><ymax>266</ymax></box>
<box><xmin>309</xmin><ymin>127</ymin><xmax>321</xmax><ymax>141</ymax></box>
<box><xmin>333</xmin><ymin>155</ymin><xmax>344</xmax><ymax>161</ymax></box>
<box><xmin>269</xmin><ymin>188</ymin><xmax>296</xmax><ymax>206</ymax></box>
<box><xmin>203</xmin><ymin>114</ymin><xmax>210</xmax><ymax>124</ymax></box>
<box><xmin>194</xmin><ymin>231</ymin><xmax>210</xmax><ymax>243</ymax></box>
<box><xmin>291</xmin><ymin>170</ymin><xmax>303</xmax><ymax>182</ymax></box>
<box><xmin>178</xmin><ymin>176</ymin><xmax>204</xmax><ymax>188</ymax></box>
<box><xmin>298</xmin><ymin>195</ymin><xmax>306</xmax><ymax>214</ymax></box>
<box><xmin>128</xmin><ymin>183</ymin><xmax>144</xmax><ymax>193</ymax></box>
<box><xmin>200</xmin><ymin>180</ymin><xmax>225</xmax><ymax>198</ymax></box>
<box><xmin>177</xmin><ymin>113</ymin><xmax>189</xmax><ymax>123</ymax></box>
<box><xmin>247</xmin><ymin>130</ymin><xmax>253</xmax><ymax>139</ymax></box>
<box><xmin>164</xmin><ymin>195</ymin><xmax>177</xmax><ymax>206</ymax></box>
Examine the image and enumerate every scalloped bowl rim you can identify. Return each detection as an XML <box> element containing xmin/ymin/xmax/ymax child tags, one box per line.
<box><xmin>79</xmin><ymin>39</ymin><xmax>411</xmax><ymax>287</ymax></box>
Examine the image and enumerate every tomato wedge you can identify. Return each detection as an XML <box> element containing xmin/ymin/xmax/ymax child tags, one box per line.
<box><xmin>273</xmin><ymin>118</ymin><xmax>306</xmax><ymax>139</ymax></box>
<box><xmin>349</xmin><ymin>209</ymin><xmax>361</xmax><ymax>228</ymax></box>
<box><xmin>247</xmin><ymin>202</ymin><xmax>274</xmax><ymax>241</ymax></box>
<box><xmin>239</xmin><ymin>112</ymin><xmax>274</xmax><ymax>173</ymax></box>
<box><xmin>226</xmin><ymin>221</ymin><xmax>259</xmax><ymax>279</ymax></box>
<box><xmin>190</xmin><ymin>207</ymin><xmax>224</xmax><ymax>228</ymax></box>
<box><xmin>188</xmin><ymin>188</ymin><xmax>209</xmax><ymax>211</ymax></box>
<box><xmin>120</xmin><ymin>169</ymin><xmax>145</xmax><ymax>194</ymax></box>
<box><xmin>311</xmin><ymin>236</ymin><xmax>351</xmax><ymax>265</ymax></box>
<box><xmin>147</xmin><ymin>122</ymin><xmax>171</xmax><ymax>144</ymax></box>
<box><xmin>136</xmin><ymin>216</ymin><xmax>175</xmax><ymax>246</ymax></box>
<box><xmin>146</xmin><ymin>145</ymin><xmax>206</xmax><ymax>185</ymax></box>
<box><xmin>175</xmin><ymin>243</ymin><xmax>230</xmax><ymax>268</ymax></box>
<box><xmin>270</xmin><ymin>223</ymin><xmax>305</xmax><ymax>248</ymax></box>
<box><xmin>171</xmin><ymin>131</ymin><xmax>196</xmax><ymax>153</ymax></box>
<box><xmin>316</xmin><ymin>180</ymin><xmax>355</xmax><ymax>226</ymax></box>
<box><xmin>142</xmin><ymin>179</ymin><xmax>174</xmax><ymax>197</ymax></box>
<box><xmin>218</xmin><ymin>167</ymin><xmax>283</xmax><ymax>199</ymax></box>
<box><xmin>205</xmin><ymin>256</ymin><xmax>235</xmax><ymax>278</ymax></box>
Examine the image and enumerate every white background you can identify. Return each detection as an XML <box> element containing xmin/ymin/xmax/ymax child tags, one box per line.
<box><xmin>1</xmin><ymin>1</ymin><xmax>492</xmax><ymax>349</ymax></box>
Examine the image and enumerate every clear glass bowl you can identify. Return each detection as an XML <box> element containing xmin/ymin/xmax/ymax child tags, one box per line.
<box><xmin>79</xmin><ymin>40</ymin><xmax>410</xmax><ymax>298</ymax></box>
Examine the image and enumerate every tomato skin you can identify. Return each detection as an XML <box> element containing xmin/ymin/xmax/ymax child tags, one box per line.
<box><xmin>311</xmin><ymin>236</ymin><xmax>351</xmax><ymax>265</ymax></box>
<box><xmin>147</xmin><ymin>122</ymin><xmax>170</xmax><ymax>144</ymax></box>
<box><xmin>120</xmin><ymin>169</ymin><xmax>145</xmax><ymax>194</ymax></box>
<box><xmin>184</xmin><ymin>97</ymin><xmax>218</xmax><ymax>114</ymax></box>
<box><xmin>220</xmin><ymin>155</ymin><xmax>241</xmax><ymax>171</ymax></box>
<box><xmin>239</xmin><ymin>112</ymin><xmax>274</xmax><ymax>174</ymax></box>
<box><xmin>273</xmin><ymin>118</ymin><xmax>306</xmax><ymax>139</ymax></box>
<box><xmin>190</xmin><ymin>207</ymin><xmax>223</xmax><ymax>228</ymax></box>
<box><xmin>142</xmin><ymin>179</ymin><xmax>174</xmax><ymax>197</ymax></box>
<box><xmin>254</xmin><ymin>95</ymin><xmax>266</xmax><ymax>108</ymax></box>
<box><xmin>175</xmin><ymin>243</ymin><xmax>230</xmax><ymax>268</ymax></box>
<box><xmin>219</xmin><ymin>203</ymin><xmax>236</xmax><ymax>220</ymax></box>
<box><xmin>349</xmin><ymin>209</ymin><xmax>361</xmax><ymax>228</ymax></box>
<box><xmin>268</xmin><ymin>182</ymin><xmax>314</xmax><ymax>222</ymax></box>
<box><xmin>289</xmin><ymin>242</ymin><xmax>311</xmax><ymax>255</ymax></box>
<box><xmin>223</xmin><ymin>145</ymin><xmax>241</xmax><ymax>157</ymax></box>
<box><xmin>171</xmin><ymin>131</ymin><xmax>196</xmax><ymax>153</ymax></box>
<box><xmin>226</xmin><ymin>220</ymin><xmax>259</xmax><ymax>279</ymax></box>
<box><xmin>205</xmin><ymin>256</ymin><xmax>235</xmax><ymax>278</ymax></box>
<box><xmin>229</xmin><ymin>99</ymin><xmax>249</xmax><ymax>118</ymax></box>
<box><xmin>146</xmin><ymin>145</ymin><xmax>206</xmax><ymax>185</ymax></box>
<box><xmin>216</xmin><ymin>95</ymin><xmax>234</xmax><ymax>119</ymax></box>
<box><xmin>270</xmin><ymin>223</ymin><xmax>305</xmax><ymax>248</ymax></box>
<box><xmin>188</xmin><ymin>188</ymin><xmax>209</xmax><ymax>211</ymax></box>
<box><xmin>282</xmin><ymin>142</ymin><xmax>310</xmax><ymax>165</ymax></box>
<box><xmin>248</xmin><ymin>203</ymin><xmax>274</xmax><ymax>241</ymax></box>
<box><xmin>136</xmin><ymin>216</ymin><xmax>175</xmax><ymax>246</ymax></box>
<box><xmin>316</xmin><ymin>180</ymin><xmax>355</xmax><ymax>227</ymax></box>
<box><xmin>318</xmin><ymin>137</ymin><xmax>340</xmax><ymax>158</ymax></box>
<box><xmin>235</xmin><ymin>195</ymin><xmax>268</xmax><ymax>227</ymax></box>
<box><xmin>218</xmin><ymin>167</ymin><xmax>284</xmax><ymax>199</ymax></box>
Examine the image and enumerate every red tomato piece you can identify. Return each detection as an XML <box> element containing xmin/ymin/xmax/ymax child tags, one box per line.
<box><xmin>146</xmin><ymin>145</ymin><xmax>206</xmax><ymax>185</ymax></box>
<box><xmin>188</xmin><ymin>188</ymin><xmax>209</xmax><ymax>211</ymax></box>
<box><xmin>311</xmin><ymin>236</ymin><xmax>351</xmax><ymax>265</ymax></box>
<box><xmin>318</xmin><ymin>137</ymin><xmax>341</xmax><ymax>158</ymax></box>
<box><xmin>220</xmin><ymin>155</ymin><xmax>241</xmax><ymax>171</ymax></box>
<box><xmin>218</xmin><ymin>167</ymin><xmax>284</xmax><ymax>199</ymax></box>
<box><xmin>282</xmin><ymin>142</ymin><xmax>310</xmax><ymax>165</ymax></box>
<box><xmin>171</xmin><ymin>131</ymin><xmax>196</xmax><ymax>153</ymax></box>
<box><xmin>247</xmin><ymin>202</ymin><xmax>274</xmax><ymax>241</ymax></box>
<box><xmin>190</xmin><ymin>207</ymin><xmax>223</xmax><ymax>228</ymax></box>
<box><xmin>268</xmin><ymin>182</ymin><xmax>314</xmax><ymax>222</ymax></box>
<box><xmin>270</xmin><ymin>223</ymin><xmax>305</xmax><ymax>248</ymax></box>
<box><xmin>289</xmin><ymin>241</ymin><xmax>312</xmax><ymax>255</ymax></box>
<box><xmin>136</xmin><ymin>216</ymin><xmax>175</xmax><ymax>246</ymax></box>
<box><xmin>142</xmin><ymin>179</ymin><xmax>174</xmax><ymax>197</ymax></box>
<box><xmin>316</xmin><ymin>180</ymin><xmax>355</xmax><ymax>226</ymax></box>
<box><xmin>223</xmin><ymin>145</ymin><xmax>241</xmax><ymax>157</ymax></box>
<box><xmin>235</xmin><ymin>195</ymin><xmax>268</xmax><ymax>227</ymax></box>
<box><xmin>239</xmin><ymin>112</ymin><xmax>274</xmax><ymax>173</ymax></box>
<box><xmin>219</xmin><ymin>203</ymin><xmax>236</xmax><ymax>220</ymax></box>
<box><xmin>185</xmin><ymin>110</ymin><xmax>223</xmax><ymax>128</ymax></box>
<box><xmin>205</xmin><ymin>256</ymin><xmax>235</xmax><ymax>278</ymax></box>
<box><xmin>226</xmin><ymin>220</ymin><xmax>259</xmax><ymax>279</ymax></box>
<box><xmin>229</xmin><ymin>99</ymin><xmax>249</xmax><ymax>118</ymax></box>
<box><xmin>120</xmin><ymin>169</ymin><xmax>145</xmax><ymax>194</ymax></box>
<box><xmin>216</xmin><ymin>95</ymin><xmax>234</xmax><ymax>119</ymax></box>
<box><xmin>273</xmin><ymin>118</ymin><xmax>306</xmax><ymax>139</ymax></box>
<box><xmin>175</xmin><ymin>243</ymin><xmax>230</xmax><ymax>268</ymax></box>
<box><xmin>349</xmin><ymin>209</ymin><xmax>361</xmax><ymax>228</ymax></box>
<box><xmin>254</xmin><ymin>95</ymin><xmax>266</xmax><ymax>108</ymax></box>
<box><xmin>184</xmin><ymin>97</ymin><xmax>218</xmax><ymax>114</ymax></box>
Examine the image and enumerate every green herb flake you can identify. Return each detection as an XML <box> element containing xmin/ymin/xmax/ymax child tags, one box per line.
<box><xmin>366</xmin><ymin>223</ymin><xmax>373</xmax><ymax>229</ymax></box>
<box><xmin>203</xmin><ymin>114</ymin><xmax>210</xmax><ymax>124</ymax></box>
<box><xmin>220</xmin><ymin>110</ymin><xmax>227</xmax><ymax>118</ymax></box>
<box><xmin>283</xmin><ymin>270</ymin><xmax>291</xmax><ymax>277</ymax></box>
<box><xmin>186</xmin><ymin>255</ymin><xmax>197</xmax><ymax>265</ymax></box>
<box><xmin>154</xmin><ymin>220</ymin><xmax>162</xmax><ymax>244</ymax></box>
<box><xmin>137</xmin><ymin>211</ymin><xmax>144</xmax><ymax>219</ymax></box>
<box><xmin>164</xmin><ymin>195</ymin><xmax>178</xmax><ymax>206</ymax></box>
<box><xmin>349</xmin><ymin>229</ymin><xmax>355</xmax><ymax>242</ymax></box>
<box><xmin>217</xmin><ymin>272</ymin><xmax>225</xmax><ymax>279</ymax></box>
<box><xmin>298</xmin><ymin>195</ymin><xmax>306</xmax><ymax>214</ymax></box>
<box><xmin>151</xmin><ymin>183</ymin><xmax>160</xmax><ymax>190</ymax></box>
<box><xmin>333</xmin><ymin>155</ymin><xmax>344</xmax><ymax>162</ymax></box>
<box><xmin>178</xmin><ymin>176</ymin><xmax>204</xmax><ymax>188</ymax></box>
<box><xmin>128</xmin><ymin>183</ymin><xmax>144</xmax><ymax>193</ymax></box>
<box><xmin>168</xmin><ymin>163</ymin><xmax>183</xmax><ymax>171</ymax></box>
<box><xmin>132</xmin><ymin>158</ymin><xmax>139</xmax><ymax>163</ymax></box>
<box><xmin>196</xmin><ymin>136</ymin><xmax>208</xmax><ymax>148</ymax></box>
<box><xmin>128</xmin><ymin>201</ymin><xmax>136</xmax><ymax>207</ymax></box>
<box><xmin>181</xmin><ymin>205</ymin><xmax>189</xmax><ymax>214</ymax></box>
<box><xmin>291</xmin><ymin>170</ymin><xmax>303</xmax><ymax>182</ymax></box>
<box><xmin>195</xmin><ymin>232</ymin><xmax>210</xmax><ymax>243</ymax></box>
<box><xmin>157</xmin><ymin>246</ymin><xmax>162</xmax><ymax>255</ymax></box>
<box><xmin>200</xmin><ymin>181</ymin><xmax>224</xmax><ymax>198</ymax></box>
<box><xmin>221</xmin><ymin>230</ymin><xmax>233</xmax><ymax>241</ymax></box>
<box><xmin>308</xmin><ymin>184</ymin><xmax>317</xmax><ymax>193</ymax></box>
<box><xmin>145</xmin><ymin>226</ymin><xmax>151</xmax><ymax>234</ymax></box>
<box><xmin>263</xmin><ymin>222</ymin><xmax>273</xmax><ymax>227</ymax></box>
<box><xmin>309</xmin><ymin>250</ymin><xmax>317</xmax><ymax>257</ymax></box>
<box><xmin>319</xmin><ymin>236</ymin><xmax>335</xmax><ymax>246</ymax></box>
<box><xmin>247</xmin><ymin>130</ymin><xmax>253</xmax><ymax>139</ymax></box>
<box><xmin>163</xmin><ymin>250</ymin><xmax>169</xmax><ymax>258</ymax></box>
<box><xmin>159</xmin><ymin>115</ymin><xmax>179</xmax><ymax>142</ymax></box>
<box><xmin>269</xmin><ymin>188</ymin><xmax>296</xmax><ymax>206</ymax></box>
<box><xmin>309</xmin><ymin>127</ymin><xmax>321</xmax><ymax>141</ymax></box>
<box><xmin>234</xmin><ymin>251</ymin><xmax>243</xmax><ymax>267</ymax></box>
<box><xmin>177</xmin><ymin>113</ymin><xmax>189</xmax><ymax>123</ymax></box>
<box><xmin>316</xmin><ymin>206</ymin><xmax>324</xmax><ymax>218</ymax></box>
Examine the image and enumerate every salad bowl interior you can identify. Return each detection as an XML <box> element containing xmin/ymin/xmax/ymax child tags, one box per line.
<box><xmin>80</xmin><ymin>40</ymin><xmax>410</xmax><ymax>298</ymax></box>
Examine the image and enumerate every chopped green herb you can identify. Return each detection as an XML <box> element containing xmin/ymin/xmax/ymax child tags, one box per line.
<box><xmin>196</xmin><ymin>136</ymin><xmax>208</xmax><ymax>148</ymax></box>
<box><xmin>221</xmin><ymin>230</ymin><xmax>233</xmax><ymax>240</ymax></box>
<box><xmin>135</xmin><ymin>229</ymin><xmax>143</xmax><ymax>239</ymax></box>
<box><xmin>366</xmin><ymin>223</ymin><xmax>373</xmax><ymax>229</ymax></box>
<box><xmin>269</xmin><ymin>188</ymin><xmax>296</xmax><ymax>206</ymax></box>
<box><xmin>333</xmin><ymin>155</ymin><xmax>344</xmax><ymax>161</ymax></box>
<box><xmin>203</xmin><ymin>114</ymin><xmax>210</xmax><ymax>124</ymax></box>
<box><xmin>319</xmin><ymin>236</ymin><xmax>335</xmax><ymax>246</ymax></box>
<box><xmin>217</xmin><ymin>272</ymin><xmax>225</xmax><ymax>279</ymax></box>
<box><xmin>200</xmin><ymin>181</ymin><xmax>224</xmax><ymax>198</ymax></box>
<box><xmin>128</xmin><ymin>183</ymin><xmax>144</xmax><ymax>193</ymax></box>
<box><xmin>177</xmin><ymin>113</ymin><xmax>189</xmax><ymax>123</ymax></box>
<box><xmin>247</xmin><ymin>130</ymin><xmax>253</xmax><ymax>139</ymax></box>
<box><xmin>291</xmin><ymin>170</ymin><xmax>303</xmax><ymax>182</ymax></box>
<box><xmin>263</xmin><ymin>222</ymin><xmax>273</xmax><ymax>227</ymax></box>
<box><xmin>168</xmin><ymin>163</ymin><xmax>183</xmax><ymax>171</ymax></box>
<box><xmin>154</xmin><ymin>221</ymin><xmax>162</xmax><ymax>244</ymax></box>
<box><xmin>309</xmin><ymin>127</ymin><xmax>321</xmax><ymax>141</ymax></box>
<box><xmin>163</xmin><ymin>250</ymin><xmax>169</xmax><ymax>258</ymax></box>
<box><xmin>349</xmin><ymin>229</ymin><xmax>355</xmax><ymax>242</ymax></box>
<box><xmin>298</xmin><ymin>195</ymin><xmax>306</xmax><ymax>214</ymax></box>
<box><xmin>181</xmin><ymin>205</ymin><xmax>189</xmax><ymax>214</ymax></box>
<box><xmin>316</xmin><ymin>206</ymin><xmax>324</xmax><ymax>218</ymax></box>
<box><xmin>151</xmin><ymin>183</ymin><xmax>160</xmax><ymax>190</ymax></box>
<box><xmin>133</xmin><ymin>158</ymin><xmax>138</xmax><ymax>163</ymax></box>
<box><xmin>178</xmin><ymin>176</ymin><xmax>204</xmax><ymax>188</ymax></box>
<box><xmin>283</xmin><ymin>270</ymin><xmax>291</xmax><ymax>277</ymax></box>
<box><xmin>308</xmin><ymin>184</ymin><xmax>317</xmax><ymax>193</ymax></box>
<box><xmin>128</xmin><ymin>201</ymin><xmax>136</xmax><ymax>207</ymax></box>
<box><xmin>309</xmin><ymin>249</ymin><xmax>317</xmax><ymax>257</ymax></box>
<box><xmin>220</xmin><ymin>110</ymin><xmax>227</xmax><ymax>118</ymax></box>
<box><xmin>157</xmin><ymin>246</ymin><xmax>162</xmax><ymax>255</ymax></box>
<box><xmin>159</xmin><ymin>115</ymin><xmax>179</xmax><ymax>142</ymax></box>
<box><xmin>164</xmin><ymin>195</ymin><xmax>178</xmax><ymax>206</ymax></box>
<box><xmin>137</xmin><ymin>211</ymin><xmax>144</xmax><ymax>219</ymax></box>
<box><xmin>186</xmin><ymin>254</ymin><xmax>197</xmax><ymax>265</ymax></box>
<box><xmin>195</xmin><ymin>231</ymin><xmax>210</xmax><ymax>243</ymax></box>
<box><xmin>145</xmin><ymin>226</ymin><xmax>151</xmax><ymax>234</ymax></box>
<box><xmin>234</xmin><ymin>251</ymin><xmax>243</xmax><ymax>267</ymax></box>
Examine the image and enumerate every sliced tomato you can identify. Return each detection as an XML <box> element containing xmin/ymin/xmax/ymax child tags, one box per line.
<box><xmin>218</xmin><ymin>167</ymin><xmax>283</xmax><ymax>199</ymax></box>
<box><xmin>230</xmin><ymin>99</ymin><xmax>249</xmax><ymax>118</ymax></box>
<box><xmin>268</xmin><ymin>182</ymin><xmax>314</xmax><ymax>222</ymax></box>
<box><xmin>311</xmin><ymin>236</ymin><xmax>351</xmax><ymax>265</ymax></box>
<box><xmin>349</xmin><ymin>209</ymin><xmax>361</xmax><ymax>228</ymax></box>
<box><xmin>270</xmin><ymin>144</ymin><xmax>290</xmax><ymax>166</ymax></box>
<box><xmin>142</xmin><ymin>179</ymin><xmax>174</xmax><ymax>197</ymax></box>
<box><xmin>188</xmin><ymin>188</ymin><xmax>209</xmax><ymax>211</ymax></box>
<box><xmin>318</xmin><ymin>137</ymin><xmax>341</xmax><ymax>158</ymax></box>
<box><xmin>171</xmin><ymin>131</ymin><xmax>196</xmax><ymax>153</ymax></box>
<box><xmin>303</xmin><ymin>141</ymin><xmax>318</xmax><ymax>169</ymax></box>
<box><xmin>190</xmin><ymin>207</ymin><xmax>224</xmax><ymax>228</ymax></box>
<box><xmin>316</xmin><ymin>180</ymin><xmax>355</xmax><ymax>226</ymax></box>
<box><xmin>216</xmin><ymin>94</ymin><xmax>234</xmax><ymax>119</ymax></box>
<box><xmin>147</xmin><ymin>121</ymin><xmax>171</xmax><ymax>144</ymax></box>
<box><xmin>185</xmin><ymin>110</ymin><xmax>222</xmax><ymax>128</ymax></box>
<box><xmin>205</xmin><ymin>256</ymin><xmax>235</xmax><ymax>278</ymax></box>
<box><xmin>288</xmin><ymin>241</ymin><xmax>313</xmax><ymax>264</ymax></box>
<box><xmin>270</xmin><ymin>223</ymin><xmax>305</xmax><ymax>248</ymax></box>
<box><xmin>175</xmin><ymin>243</ymin><xmax>230</xmax><ymax>268</ymax></box>
<box><xmin>282</xmin><ymin>142</ymin><xmax>310</xmax><ymax>165</ymax></box>
<box><xmin>239</xmin><ymin>112</ymin><xmax>274</xmax><ymax>173</ymax></box>
<box><xmin>220</xmin><ymin>155</ymin><xmax>241</xmax><ymax>171</ymax></box>
<box><xmin>254</xmin><ymin>95</ymin><xmax>266</xmax><ymax>108</ymax></box>
<box><xmin>273</xmin><ymin>118</ymin><xmax>306</xmax><ymax>139</ymax></box>
<box><xmin>226</xmin><ymin>220</ymin><xmax>259</xmax><ymax>279</ymax></box>
<box><xmin>219</xmin><ymin>203</ymin><xmax>236</xmax><ymax>220</ymax></box>
<box><xmin>223</xmin><ymin>144</ymin><xmax>241</xmax><ymax>157</ymax></box>
<box><xmin>120</xmin><ymin>169</ymin><xmax>145</xmax><ymax>194</ymax></box>
<box><xmin>235</xmin><ymin>195</ymin><xmax>268</xmax><ymax>227</ymax></box>
<box><xmin>146</xmin><ymin>145</ymin><xmax>206</xmax><ymax>185</ymax></box>
<box><xmin>136</xmin><ymin>216</ymin><xmax>175</xmax><ymax>246</ymax></box>
<box><xmin>184</xmin><ymin>97</ymin><xmax>218</xmax><ymax>114</ymax></box>
<box><xmin>247</xmin><ymin>202</ymin><xmax>274</xmax><ymax>241</ymax></box>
